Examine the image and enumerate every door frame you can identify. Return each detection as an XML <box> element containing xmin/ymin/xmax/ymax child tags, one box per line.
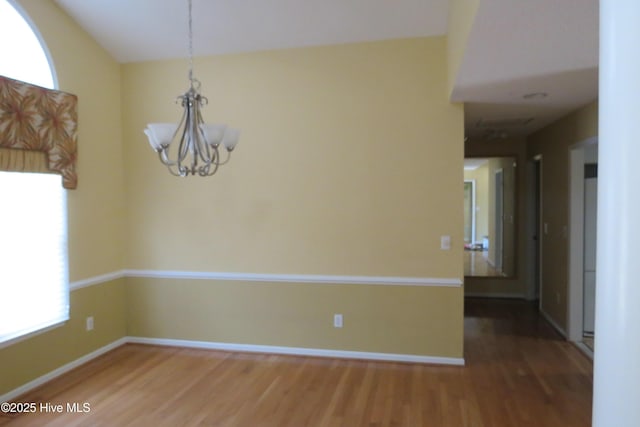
<box><xmin>464</xmin><ymin>179</ymin><xmax>477</xmax><ymax>245</ymax></box>
<box><xmin>568</xmin><ymin>137</ymin><xmax>598</xmax><ymax>342</ymax></box>
<box><xmin>526</xmin><ymin>155</ymin><xmax>543</xmax><ymax>303</ymax></box>
<box><xmin>494</xmin><ymin>169</ymin><xmax>504</xmax><ymax>272</ymax></box>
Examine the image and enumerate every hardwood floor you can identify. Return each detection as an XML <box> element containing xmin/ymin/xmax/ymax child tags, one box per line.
<box><xmin>0</xmin><ymin>299</ymin><xmax>593</xmax><ymax>426</ymax></box>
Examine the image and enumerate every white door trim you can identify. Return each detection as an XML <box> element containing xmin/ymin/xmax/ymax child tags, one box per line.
<box><xmin>494</xmin><ymin>168</ymin><xmax>504</xmax><ymax>272</ymax></box>
<box><xmin>526</xmin><ymin>156</ymin><xmax>542</xmax><ymax>301</ymax></box>
<box><xmin>464</xmin><ymin>179</ymin><xmax>477</xmax><ymax>244</ymax></box>
<box><xmin>568</xmin><ymin>136</ymin><xmax>598</xmax><ymax>342</ymax></box>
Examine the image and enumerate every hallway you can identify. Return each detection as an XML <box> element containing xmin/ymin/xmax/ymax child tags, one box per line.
<box><xmin>463</xmin><ymin>298</ymin><xmax>593</xmax><ymax>426</ymax></box>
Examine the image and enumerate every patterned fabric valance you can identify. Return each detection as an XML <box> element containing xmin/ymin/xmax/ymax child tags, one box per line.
<box><xmin>0</xmin><ymin>75</ymin><xmax>78</xmax><ymax>189</ymax></box>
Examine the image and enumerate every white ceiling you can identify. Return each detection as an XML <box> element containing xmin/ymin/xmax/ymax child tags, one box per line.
<box><xmin>53</xmin><ymin>0</ymin><xmax>599</xmax><ymax>138</ymax></box>
<box><xmin>453</xmin><ymin>0</ymin><xmax>599</xmax><ymax>137</ymax></box>
<box><xmin>54</xmin><ymin>0</ymin><xmax>448</xmax><ymax>62</ymax></box>
<box><xmin>464</xmin><ymin>158</ymin><xmax>488</xmax><ymax>171</ymax></box>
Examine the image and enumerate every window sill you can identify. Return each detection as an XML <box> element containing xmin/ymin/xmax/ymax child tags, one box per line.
<box><xmin>0</xmin><ymin>320</ymin><xmax>68</xmax><ymax>350</ymax></box>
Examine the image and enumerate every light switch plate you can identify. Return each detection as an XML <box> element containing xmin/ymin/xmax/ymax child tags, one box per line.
<box><xmin>441</xmin><ymin>235</ymin><xmax>451</xmax><ymax>250</ymax></box>
<box><xmin>333</xmin><ymin>314</ymin><xmax>343</xmax><ymax>328</ymax></box>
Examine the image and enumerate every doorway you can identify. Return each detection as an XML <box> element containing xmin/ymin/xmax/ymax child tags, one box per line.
<box><xmin>568</xmin><ymin>138</ymin><xmax>598</xmax><ymax>354</ymax></box>
<box><xmin>583</xmin><ymin>163</ymin><xmax>597</xmax><ymax>349</ymax></box>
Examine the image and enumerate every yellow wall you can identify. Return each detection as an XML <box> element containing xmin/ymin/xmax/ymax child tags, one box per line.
<box><xmin>527</xmin><ymin>101</ymin><xmax>598</xmax><ymax>329</ymax></box>
<box><xmin>123</xmin><ymin>38</ymin><xmax>463</xmax><ymax>278</ymax></box>
<box><xmin>122</xmin><ymin>38</ymin><xmax>465</xmax><ymax>358</ymax></box>
<box><xmin>1</xmin><ymin>12</ymin><xmax>466</xmax><ymax>398</ymax></box>
<box><xmin>0</xmin><ymin>280</ymin><xmax>126</xmax><ymax>395</ymax></box>
<box><xmin>0</xmin><ymin>0</ymin><xmax>127</xmax><ymax>397</ymax></box>
<box><xmin>16</xmin><ymin>0</ymin><xmax>127</xmax><ymax>280</ymax></box>
<box><xmin>127</xmin><ymin>278</ymin><xmax>462</xmax><ymax>358</ymax></box>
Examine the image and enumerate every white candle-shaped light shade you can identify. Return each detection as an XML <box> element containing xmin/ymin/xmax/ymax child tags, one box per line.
<box><xmin>199</xmin><ymin>124</ymin><xmax>227</xmax><ymax>147</ymax></box>
<box><xmin>144</xmin><ymin>123</ymin><xmax>178</xmax><ymax>151</ymax></box>
<box><xmin>222</xmin><ymin>128</ymin><xmax>240</xmax><ymax>152</ymax></box>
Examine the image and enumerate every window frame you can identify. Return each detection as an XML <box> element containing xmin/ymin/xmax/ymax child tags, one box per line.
<box><xmin>0</xmin><ymin>0</ymin><xmax>70</xmax><ymax>348</ymax></box>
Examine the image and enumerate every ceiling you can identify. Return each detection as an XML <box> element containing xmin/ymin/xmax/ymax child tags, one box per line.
<box><xmin>463</xmin><ymin>158</ymin><xmax>488</xmax><ymax>171</ymax></box>
<box><xmin>453</xmin><ymin>0</ymin><xmax>599</xmax><ymax>138</ymax></box>
<box><xmin>53</xmin><ymin>0</ymin><xmax>599</xmax><ymax>139</ymax></box>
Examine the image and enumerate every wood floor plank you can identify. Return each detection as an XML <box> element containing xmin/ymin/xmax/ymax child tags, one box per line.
<box><xmin>0</xmin><ymin>299</ymin><xmax>593</xmax><ymax>426</ymax></box>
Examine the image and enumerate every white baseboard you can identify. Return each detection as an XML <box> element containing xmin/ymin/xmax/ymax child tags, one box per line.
<box><xmin>127</xmin><ymin>336</ymin><xmax>465</xmax><ymax>366</ymax></box>
<box><xmin>0</xmin><ymin>337</ymin><xmax>127</xmax><ymax>403</ymax></box>
<box><xmin>573</xmin><ymin>341</ymin><xmax>594</xmax><ymax>359</ymax></box>
<box><xmin>540</xmin><ymin>309</ymin><xmax>567</xmax><ymax>338</ymax></box>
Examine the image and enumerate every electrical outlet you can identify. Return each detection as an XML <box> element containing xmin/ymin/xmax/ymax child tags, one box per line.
<box><xmin>86</xmin><ymin>316</ymin><xmax>94</xmax><ymax>331</ymax></box>
<box><xmin>333</xmin><ymin>314</ymin><xmax>343</xmax><ymax>328</ymax></box>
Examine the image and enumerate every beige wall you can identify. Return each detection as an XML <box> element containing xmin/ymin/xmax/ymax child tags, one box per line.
<box><xmin>122</xmin><ymin>38</ymin><xmax>465</xmax><ymax>358</ymax></box>
<box><xmin>17</xmin><ymin>0</ymin><xmax>127</xmax><ymax>281</ymax></box>
<box><xmin>0</xmin><ymin>280</ymin><xmax>126</xmax><ymax>395</ymax></box>
<box><xmin>127</xmin><ymin>278</ymin><xmax>463</xmax><ymax>358</ymax></box>
<box><xmin>527</xmin><ymin>101</ymin><xmax>598</xmax><ymax>329</ymax></box>
<box><xmin>1</xmin><ymin>12</ymin><xmax>467</xmax><ymax>397</ymax></box>
<box><xmin>464</xmin><ymin>138</ymin><xmax>528</xmax><ymax>296</ymax></box>
<box><xmin>0</xmin><ymin>0</ymin><xmax>127</xmax><ymax>396</ymax></box>
<box><xmin>123</xmin><ymin>38</ymin><xmax>463</xmax><ymax>278</ymax></box>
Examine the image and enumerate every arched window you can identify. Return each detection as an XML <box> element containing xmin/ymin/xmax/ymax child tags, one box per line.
<box><xmin>0</xmin><ymin>0</ymin><xmax>69</xmax><ymax>346</ymax></box>
<box><xmin>0</xmin><ymin>0</ymin><xmax>55</xmax><ymax>89</ymax></box>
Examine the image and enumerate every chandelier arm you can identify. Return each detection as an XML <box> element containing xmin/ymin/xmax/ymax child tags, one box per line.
<box><xmin>177</xmin><ymin>96</ymin><xmax>193</xmax><ymax>172</ymax></box>
<box><xmin>158</xmin><ymin>149</ymin><xmax>177</xmax><ymax>167</ymax></box>
<box><xmin>206</xmin><ymin>146</ymin><xmax>221</xmax><ymax>175</ymax></box>
<box><xmin>194</xmin><ymin>103</ymin><xmax>213</xmax><ymax>164</ymax></box>
<box><xmin>175</xmin><ymin>94</ymin><xmax>191</xmax><ymax>169</ymax></box>
<box><xmin>158</xmin><ymin>148</ymin><xmax>184</xmax><ymax>176</ymax></box>
<box><xmin>216</xmin><ymin>149</ymin><xmax>232</xmax><ymax>166</ymax></box>
<box><xmin>188</xmin><ymin>97</ymin><xmax>201</xmax><ymax>174</ymax></box>
<box><xmin>197</xmin><ymin>131</ymin><xmax>212</xmax><ymax>165</ymax></box>
<box><xmin>167</xmin><ymin>164</ymin><xmax>185</xmax><ymax>177</ymax></box>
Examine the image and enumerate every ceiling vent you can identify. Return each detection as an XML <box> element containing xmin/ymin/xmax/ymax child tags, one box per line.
<box><xmin>476</xmin><ymin>117</ymin><xmax>534</xmax><ymax>129</ymax></box>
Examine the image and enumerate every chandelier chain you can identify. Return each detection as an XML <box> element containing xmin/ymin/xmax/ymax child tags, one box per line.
<box><xmin>188</xmin><ymin>0</ymin><xmax>194</xmax><ymax>85</ymax></box>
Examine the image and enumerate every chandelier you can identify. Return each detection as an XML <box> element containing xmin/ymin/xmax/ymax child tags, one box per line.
<box><xmin>144</xmin><ymin>0</ymin><xmax>239</xmax><ymax>177</ymax></box>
